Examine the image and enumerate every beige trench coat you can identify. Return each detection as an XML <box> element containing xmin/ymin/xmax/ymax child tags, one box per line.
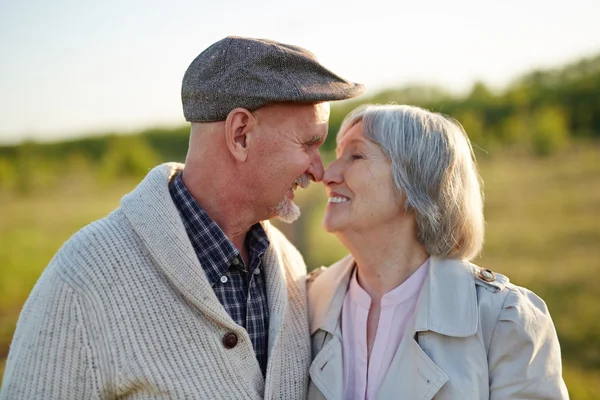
<box><xmin>307</xmin><ymin>255</ymin><xmax>569</xmax><ymax>400</ymax></box>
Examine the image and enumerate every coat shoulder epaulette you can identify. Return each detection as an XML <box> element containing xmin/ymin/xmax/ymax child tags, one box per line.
<box><xmin>469</xmin><ymin>264</ymin><xmax>510</xmax><ymax>293</ymax></box>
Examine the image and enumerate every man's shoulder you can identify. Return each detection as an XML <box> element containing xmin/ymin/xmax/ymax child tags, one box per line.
<box><xmin>51</xmin><ymin>207</ymin><xmax>138</xmax><ymax>286</ymax></box>
<box><xmin>62</xmin><ymin>207</ymin><xmax>130</xmax><ymax>252</ymax></box>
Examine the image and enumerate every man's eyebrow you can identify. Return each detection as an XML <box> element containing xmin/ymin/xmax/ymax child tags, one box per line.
<box><xmin>305</xmin><ymin>135</ymin><xmax>323</xmax><ymax>145</ymax></box>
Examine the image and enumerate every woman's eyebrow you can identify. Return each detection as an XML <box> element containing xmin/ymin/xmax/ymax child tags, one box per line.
<box><xmin>336</xmin><ymin>137</ymin><xmax>367</xmax><ymax>153</ymax></box>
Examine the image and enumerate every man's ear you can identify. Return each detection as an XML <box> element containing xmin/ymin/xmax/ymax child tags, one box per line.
<box><xmin>224</xmin><ymin>108</ymin><xmax>256</xmax><ymax>162</ymax></box>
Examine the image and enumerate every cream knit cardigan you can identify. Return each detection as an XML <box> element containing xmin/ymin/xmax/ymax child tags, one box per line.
<box><xmin>1</xmin><ymin>163</ymin><xmax>311</xmax><ymax>399</ymax></box>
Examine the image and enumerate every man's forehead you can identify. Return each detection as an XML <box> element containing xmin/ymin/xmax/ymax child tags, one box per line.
<box><xmin>256</xmin><ymin>102</ymin><xmax>328</xmax><ymax>123</ymax></box>
<box><xmin>315</xmin><ymin>102</ymin><xmax>330</xmax><ymax>123</ymax></box>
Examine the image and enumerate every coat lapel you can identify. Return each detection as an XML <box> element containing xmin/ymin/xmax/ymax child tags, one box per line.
<box><xmin>413</xmin><ymin>257</ymin><xmax>479</xmax><ymax>337</ymax></box>
<box><xmin>261</xmin><ymin>223</ymin><xmax>312</xmax><ymax>399</ymax></box>
<box><xmin>309</xmin><ymin>334</ymin><xmax>344</xmax><ymax>400</ymax></box>
<box><xmin>261</xmin><ymin>223</ymin><xmax>289</xmax><ymax>355</ymax></box>
<box><xmin>308</xmin><ymin>254</ymin><xmax>355</xmax><ymax>335</ymax></box>
<box><xmin>377</xmin><ymin>331</ymin><xmax>448</xmax><ymax>399</ymax></box>
<box><xmin>307</xmin><ymin>255</ymin><xmax>355</xmax><ymax>400</ymax></box>
<box><xmin>120</xmin><ymin>163</ymin><xmax>239</xmax><ymax>331</ymax></box>
<box><xmin>376</xmin><ymin>257</ymin><xmax>478</xmax><ymax>399</ymax></box>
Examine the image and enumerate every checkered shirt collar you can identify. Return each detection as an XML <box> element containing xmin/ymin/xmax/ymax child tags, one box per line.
<box><xmin>169</xmin><ymin>173</ymin><xmax>269</xmax><ymax>286</ymax></box>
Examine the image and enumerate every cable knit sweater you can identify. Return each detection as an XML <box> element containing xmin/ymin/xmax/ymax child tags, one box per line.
<box><xmin>0</xmin><ymin>163</ymin><xmax>311</xmax><ymax>399</ymax></box>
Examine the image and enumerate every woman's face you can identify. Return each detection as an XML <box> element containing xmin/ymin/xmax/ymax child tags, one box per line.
<box><xmin>322</xmin><ymin>122</ymin><xmax>404</xmax><ymax>234</ymax></box>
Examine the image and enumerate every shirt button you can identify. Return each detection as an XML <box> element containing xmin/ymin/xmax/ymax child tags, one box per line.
<box><xmin>232</xmin><ymin>258</ymin><xmax>240</xmax><ymax>266</ymax></box>
<box><xmin>253</xmin><ymin>268</ymin><xmax>260</xmax><ymax>275</ymax></box>
<box><xmin>222</xmin><ymin>332</ymin><xmax>238</xmax><ymax>349</ymax></box>
<box><xmin>220</xmin><ymin>275</ymin><xmax>228</xmax><ymax>283</ymax></box>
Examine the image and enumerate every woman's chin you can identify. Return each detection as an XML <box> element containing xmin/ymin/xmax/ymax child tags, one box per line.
<box><xmin>322</xmin><ymin>216</ymin><xmax>344</xmax><ymax>233</ymax></box>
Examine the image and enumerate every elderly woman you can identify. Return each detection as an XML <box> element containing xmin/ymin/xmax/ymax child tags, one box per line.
<box><xmin>307</xmin><ymin>105</ymin><xmax>568</xmax><ymax>400</ymax></box>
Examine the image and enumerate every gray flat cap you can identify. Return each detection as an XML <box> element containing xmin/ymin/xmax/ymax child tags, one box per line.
<box><xmin>182</xmin><ymin>36</ymin><xmax>365</xmax><ymax>122</ymax></box>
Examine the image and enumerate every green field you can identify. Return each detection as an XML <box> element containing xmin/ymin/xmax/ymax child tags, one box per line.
<box><xmin>1</xmin><ymin>144</ymin><xmax>599</xmax><ymax>398</ymax></box>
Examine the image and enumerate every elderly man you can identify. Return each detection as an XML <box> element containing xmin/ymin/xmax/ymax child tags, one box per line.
<box><xmin>0</xmin><ymin>37</ymin><xmax>364</xmax><ymax>399</ymax></box>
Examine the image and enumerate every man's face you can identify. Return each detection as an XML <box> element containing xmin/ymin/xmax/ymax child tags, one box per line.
<box><xmin>251</xmin><ymin>102</ymin><xmax>329</xmax><ymax>223</ymax></box>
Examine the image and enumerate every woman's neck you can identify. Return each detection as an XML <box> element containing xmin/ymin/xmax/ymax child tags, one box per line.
<box><xmin>337</xmin><ymin>222</ymin><xmax>429</xmax><ymax>301</ymax></box>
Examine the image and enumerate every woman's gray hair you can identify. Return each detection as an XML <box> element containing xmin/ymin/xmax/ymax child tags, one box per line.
<box><xmin>338</xmin><ymin>104</ymin><xmax>484</xmax><ymax>261</ymax></box>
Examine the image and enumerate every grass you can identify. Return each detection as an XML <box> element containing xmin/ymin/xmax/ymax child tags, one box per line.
<box><xmin>1</xmin><ymin>144</ymin><xmax>599</xmax><ymax>398</ymax></box>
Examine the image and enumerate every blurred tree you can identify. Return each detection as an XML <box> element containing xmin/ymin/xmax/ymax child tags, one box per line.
<box><xmin>467</xmin><ymin>81</ymin><xmax>496</xmax><ymax>104</ymax></box>
<box><xmin>143</xmin><ymin>126</ymin><xmax>190</xmax><ymax>162</ymax></box>
<box><xmin>98</xmin><ymin>135</ymin><xmax>160</xmax><ymax>183</ymax></box>
<box><xmin>499</xmin><ymin>113</ymin><xmax>530</xmax><ymax>146</ymax></box>
<box><xmin>531</xmin><ymin>107</ymin><xmax>570</xmax><ymax>156</ymax></box>
<box><xmin>13</xmin><ymin>141</ymin><xmax>58</xmax><ymax>195</ymax></box>
<box><xmin>455</xmin><ymin>110</ymin><xmax>485</xmax><ymax>145</ymax></box>
<box><xmin>0</xmin><ymin>157</ymin><xmax>17</xmax><ymax>193</ymax></box>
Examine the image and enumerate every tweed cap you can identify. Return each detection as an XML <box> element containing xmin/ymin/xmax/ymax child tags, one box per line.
<box><xmin>182</xmin><ymin>36</ymin><xmax>365</xmax><ymax>122</ymax></box>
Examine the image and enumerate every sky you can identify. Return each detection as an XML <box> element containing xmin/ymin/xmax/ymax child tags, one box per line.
<box><xmin>1</xmin><ymin>0</ymin><xmax>599</xmax><ymax>144</ymax></box>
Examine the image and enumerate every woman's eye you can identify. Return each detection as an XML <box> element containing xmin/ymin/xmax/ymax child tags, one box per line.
<box><xmin>351</xmin><ymin>153</ymin><xmax>364</xmax><ymax>160</ymax></box>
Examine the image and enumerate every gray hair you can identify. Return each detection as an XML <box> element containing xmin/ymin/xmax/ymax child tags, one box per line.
<box><xmin>338</xmin><ymin>104</ymin><xmax>484</xmax><ymax>261</ymax></box>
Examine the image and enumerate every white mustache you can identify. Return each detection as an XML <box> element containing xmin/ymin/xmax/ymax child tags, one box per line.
<box><xmin>293</xmin><ymin>175</ymin><xmax>311</xmax><ymax>189</ymax></box>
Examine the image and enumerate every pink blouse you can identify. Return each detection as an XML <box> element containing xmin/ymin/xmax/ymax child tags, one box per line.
<box><xmin>341</xmin><ymin>259</ymin><xmax>430</xmax><ymax>400</ymax></box>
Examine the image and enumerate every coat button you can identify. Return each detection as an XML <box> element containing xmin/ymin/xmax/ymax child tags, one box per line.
<box><xmin>223</xmin><ymin>332</ymin><xmax>238</xmax><ymax>349</ymax></box>
<box><xmin>478</xmin><ymin>268</ymin><xmax>496</xmax><ymax>282</ymax></box>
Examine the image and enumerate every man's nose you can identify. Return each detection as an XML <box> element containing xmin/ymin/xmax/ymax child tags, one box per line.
<box><xmin>308</xmin><ymin>152</ymin><xmax>325</xmax><ymax>182</ymax></box>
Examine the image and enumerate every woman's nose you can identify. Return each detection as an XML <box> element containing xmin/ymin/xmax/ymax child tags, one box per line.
<box><xmin>322</xmin><ymin>159</ymin><xmax>343</xmax><ymax>186</ymax></box>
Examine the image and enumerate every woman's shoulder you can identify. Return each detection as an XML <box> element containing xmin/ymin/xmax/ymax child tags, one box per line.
<box><xmin>433</xmin><ymin>259</ymin><xmax>553</xmax><ymax>329</ymax></box>
<box><xmin>307</xmin><ymin>255</ymin><xmax>354</xmax><ymax>288</ymax></box>
<box><xmin>468</xmin><ymin>263</ymin><xmax>567</xmax><ymax>397</ymax></box>
<box><xmin>463</xmin><ymin>261</ymin><xmax>556</xmax><ymax>339</ymax></box>
<box><xmin>440</xmin><ymin>259</ymin><xmax>560</xmax><ymax>375</ymax></box>
<box><xmin>464</xmin><ymin>261</ymin><xmax>548</xmax><ymax>309</ymax></box>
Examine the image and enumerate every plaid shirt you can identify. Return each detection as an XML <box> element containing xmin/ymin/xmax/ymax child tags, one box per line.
<box><xmin>169</xmin><ymin>173</ymin><xmax>270</xmax><ymax>375</ymax></box>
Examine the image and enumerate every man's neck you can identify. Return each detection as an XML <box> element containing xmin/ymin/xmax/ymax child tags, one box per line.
<box><xmin>181</xmin><ymin>167</ymin><xmax>256</xmax><ymax>255</ymax></box>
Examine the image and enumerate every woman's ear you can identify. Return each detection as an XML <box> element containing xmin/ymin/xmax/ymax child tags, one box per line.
<box><xmin>224</xmin><ymin>108</ymin><xmax>256</xmax><ymax>162</ymax></box>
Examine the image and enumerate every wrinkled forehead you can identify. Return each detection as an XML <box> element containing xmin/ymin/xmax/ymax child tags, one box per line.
<box><xmin>255</xmin><ymin>102</ymin><xmax>329</xmax><ymax>126</ymax></box>
<box><xmin>292</xmin><ymin>103</ymin><xmax>330</xmax><ymax>138</ymax></box>
<box><xmin>314</xmin><ymin>102</ymin><xmax>330</xmax><ymax>124</ymax></box>
<box><xmin>337</xmin><ymin>117</ymin><xmax>363</xmax><ymax>145</ymax></box>
<box><xmin>336</xmin><ymin>121</ymin><xmax>366</xmax><ymax>152</ymax></box>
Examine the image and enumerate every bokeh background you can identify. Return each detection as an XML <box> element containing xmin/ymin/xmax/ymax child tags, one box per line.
<box><xmin>1</xmin><ymin>0</ymin><xmax>599</xmax><ymax>397</ymax></box>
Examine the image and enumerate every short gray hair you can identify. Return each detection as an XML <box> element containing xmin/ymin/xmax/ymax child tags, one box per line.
<box><xmin>338</xmin><ymin>104</ymin><xmax>484</xmax><ymax>260</ymax></box>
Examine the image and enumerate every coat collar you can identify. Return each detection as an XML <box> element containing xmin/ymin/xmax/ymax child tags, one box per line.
<box><xmin>413</xmin><ymin>257</ymin><xmax>479</xmax><ymax>336</ymax></box>
<box><xmin>308</xmin><ymin>254</ymin><xmax>354</xmax><ymax>336</ymax></box>
<box><xmin>308</xmin><ymin>255</ymin><xmax>479</xmax><ymax>337</ymax></box>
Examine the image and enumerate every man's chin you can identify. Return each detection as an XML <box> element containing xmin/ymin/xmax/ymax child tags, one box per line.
<box><xmin>273</xmin><ymin>197</ymin><xmax>301</xmax><ymax>224</ymax></box>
